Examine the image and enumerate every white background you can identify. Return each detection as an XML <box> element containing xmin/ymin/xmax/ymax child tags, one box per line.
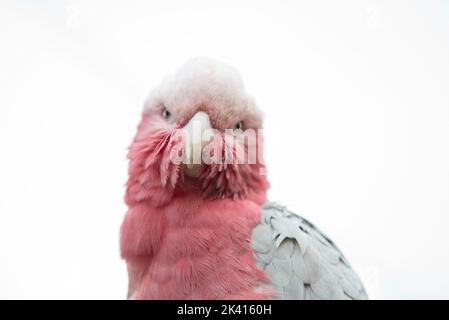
<box><xmin>0</xmin><ymin>0</ymin><xmax>448</xmax><ymax>299</ymax></box>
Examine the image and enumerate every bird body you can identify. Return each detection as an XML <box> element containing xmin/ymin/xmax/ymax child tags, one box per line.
<box><xmin>120</xmin><ymin>57</ymin><xmax>367</xmax><ymax>299</ymax></box>
<box><xmin>254</xmin><ymin>202</ymin><xmax>367</xmax><ymax>299</ymax></box>
<box><xmin>121</xmin><ymin>185</ymin><xmax>269</xmax><ymax>299</ymax></box>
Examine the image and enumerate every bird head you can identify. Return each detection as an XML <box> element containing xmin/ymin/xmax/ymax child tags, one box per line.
<box><xmin>126</xmin><ymin>58</ymin><xmax>268</xmax><ymax>207</ymax></box>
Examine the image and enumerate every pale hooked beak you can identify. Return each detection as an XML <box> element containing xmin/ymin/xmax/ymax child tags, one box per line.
<box><xmin>182</xmin><ymin>111</ymin><xmax>212</xmax><ymax>177</ymax></box>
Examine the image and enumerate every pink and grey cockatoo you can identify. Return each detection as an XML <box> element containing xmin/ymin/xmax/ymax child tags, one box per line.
<box><xmin>120</xmin><ymin>58</ymin><xmax>368</xmax><ymax>300</ymax></box>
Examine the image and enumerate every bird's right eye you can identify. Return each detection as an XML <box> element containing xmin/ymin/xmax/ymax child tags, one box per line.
<box><xmin>162</xmin><ymin>108</ymin><xmax>171</xmax><ymax>120</ymax></box>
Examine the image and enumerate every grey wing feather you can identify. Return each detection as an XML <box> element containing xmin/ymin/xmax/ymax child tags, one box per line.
<box><xmin>252</xmin><ymin>202</ymin><xmax>368</xmax><ymax>300</ymax></box>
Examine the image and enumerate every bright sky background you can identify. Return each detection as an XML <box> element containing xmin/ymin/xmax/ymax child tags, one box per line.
<box><xmin>1</xmin><ymin>0</ymin><xmax>448</xmax><ymax>299</ymax></box>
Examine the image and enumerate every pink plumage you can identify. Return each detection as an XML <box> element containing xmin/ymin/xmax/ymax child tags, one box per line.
<box><xmin>120</xmin><ymin>58</ymin><xmax>271</xmax><ymax>299</ymax></box>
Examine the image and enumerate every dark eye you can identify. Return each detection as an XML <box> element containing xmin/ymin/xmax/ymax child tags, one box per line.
<box><xmin>234</xmin><ymin>121</ymin><xmax>243</xmax><ymax>130</ymax></box>
<box><xmin>162</xmin><ymin>108</ymin><xmax>171</xmax><ymax>120</ymax></box>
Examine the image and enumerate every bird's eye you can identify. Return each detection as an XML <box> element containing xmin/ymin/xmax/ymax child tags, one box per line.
<box><xmin>234</xmin><ymin>121</ymin><xmax>243</xmax><ymax>130</ymax></box>
<box><xmin>162</xmin><ymin>108</ymin><xmax>171</xmax><ymax>120</ymax></box>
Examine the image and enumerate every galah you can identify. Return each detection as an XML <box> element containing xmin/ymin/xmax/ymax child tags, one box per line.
<box><xmin>120</xmin><ymin>57</ymin><xmax>368</xmax><ymax>300</ymax></box>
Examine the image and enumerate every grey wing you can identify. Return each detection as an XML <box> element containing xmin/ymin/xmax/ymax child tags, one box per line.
<box><xmin>252</xmin><ymin>202</ymin><xmax>368</xmax><ymax>300</ymax></box>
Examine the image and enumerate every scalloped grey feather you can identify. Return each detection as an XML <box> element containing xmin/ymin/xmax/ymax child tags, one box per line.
<box><xmin>252</xmin><ymin>202</ymin><xmax>368</xmax><ymax>300</ymax></box>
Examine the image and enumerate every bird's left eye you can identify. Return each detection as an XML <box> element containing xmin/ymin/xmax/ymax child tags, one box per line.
<box><xmin>162</xmin><ymin>108</ymin><xmax>171</xmax><ymax>120</ymax></box>
<box><xmin>234</xmin><ymin>121</ymin><xmax>243</xmax><ymax>130</ymax></box>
